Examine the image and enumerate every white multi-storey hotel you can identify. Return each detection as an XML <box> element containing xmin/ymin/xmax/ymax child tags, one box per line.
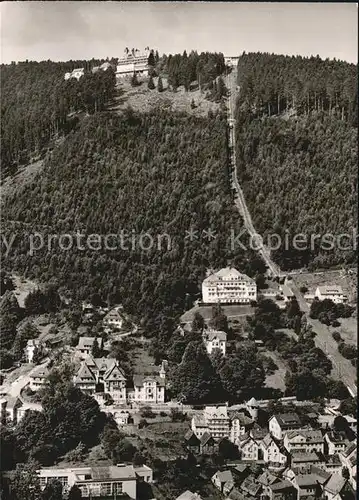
<box><xmin>202</xmin><ymin>267</ymin><xmax>257</xmax><ymax>304</ymax></box>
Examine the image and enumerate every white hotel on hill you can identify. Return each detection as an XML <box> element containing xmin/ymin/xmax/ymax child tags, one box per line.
<box><xmin>202</xmin><ymin>267</ymin><xmax>257</xmax><ymax>304</ymax></box>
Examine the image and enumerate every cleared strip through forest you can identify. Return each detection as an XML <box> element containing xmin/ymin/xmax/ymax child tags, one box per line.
<box><xmin>225</xmin><ymin>67</ymin><xmax>281</xmax><ymax>278</ymax></box>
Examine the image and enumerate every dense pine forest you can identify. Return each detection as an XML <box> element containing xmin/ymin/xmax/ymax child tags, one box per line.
<box><xmin>235</xmin><ymin>53</ymin><xmax>358</xmax><ymax>270</ymax></box>
<box><xmin>1</xmin><ymin>59</ymin><xmax>116</xmax><ymax>177</ymax></box>
<box><xmin>1</xmin><ymin>108</ymin><xmax>264</xmax><ymax>334</ymax></box>
<box><xmin>1</xmin><ymin>52</ymin><xmax>225</xmax><ymax>179</ymax></box>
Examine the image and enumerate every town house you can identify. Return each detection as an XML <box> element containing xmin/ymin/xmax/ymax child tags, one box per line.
<box><xmin>29</xmin><ymin>365</ymin><xmax>50</xmax><ymax>391</ymax></box>
<box><xmin>237</xmin><ymin>434</ymin><xmax>261</xmax><ymax>461</ymax></box>
<box><xmin>284</xmin><ymin>429</ymin><xmax>325</xmax><ymax>454</ymax></box>
<box><xmin>260</xmin><ymin>433</ymin><xmax>288</xmax><ymax>467</ymax></box>
<box><xmin>211</xmin><ymin>469</ymin><xmax>234</xmax><ymax>495</ymax></box>
<box><xmin>229</xmin><ymin>411</ymin><xmax>254</xmax><ymax>444</ymax></box>
<box><xmin>269</xmin><ymin>413</ymin><xmax>303</xmax><ymax>440</ymax></box>
<box><xmin>76</xmin><ymin>337</ymin><xmax>104</xmax><ymax>356</ymax></box>
<box><xmin>202</xmin><ymin>329</ymin><xmax>227</xmax><ymax>356</ymax></box>
<box><xmin>324</xmin><ymin>431</ymin><xmax>349</xmax><ymax>455</ymax></box>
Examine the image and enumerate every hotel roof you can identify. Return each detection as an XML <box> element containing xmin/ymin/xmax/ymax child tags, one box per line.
<box><xmin>203</xmin><ymin>267</ymin><xmax>254</xmax><ymax>284</ymax></box>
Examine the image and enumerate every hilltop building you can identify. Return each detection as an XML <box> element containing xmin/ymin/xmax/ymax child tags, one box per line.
<box><xmin>202</xmin><ymin>267</ymin><xmax>257</xmax><ymax>304</ymax></box>
<box><xmin>116</xmin><ymin>48</ymin><xmax>150</xmax><ymax>78</ymax></box>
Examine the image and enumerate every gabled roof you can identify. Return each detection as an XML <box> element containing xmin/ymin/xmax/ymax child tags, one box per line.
<box><xmin>261</xmin><ymin>433</ymin><xmax>275</xmax><ymax>449</ymax></box>
<box><xmin>271</xmin><ymin>413</ymin><xmax>302</xmax><ymax>427</ymax></box>
<box><xmin>203</xmin><ymin>267</ymin><xmax>254</xmax><ymax>284</ymax></box>
<box><xmin>184</xmin><ymin>430</ymin><xmax>200</xmax><ymax>444</ymax></box>
<box><xmin>76</xmin><ymin>337</ymin><xmax>101</xmax><ymax>350</ymax></box>
<box><xmin>247</xmin><ymin>397</ymin><xmax>258</xmax><ymax>407</ymax></box>
<box><xmin>214</xmin><ymin>469</ymin><xmax>233</xmax><ymax>484</ymax></box>
<box><xmin>176</xmin><ymin>491</ymin><xmax>203</xmax><ymax>500</ymax></box>
<box><xmin>203</xmin><ymin>330</ymin><xmax>227</xmax><ymax>342</ymax></box>
<box><xmin>257</xmin><ymin>470</ymin><xmax>280</xmax><ymax>486</ymax></box>
<box><xmin>230</xmin><ymin>412</ymin><xmax>253</xmax><ymax>426</ymax></box>
<box><xmin>30</xmin><ymin>365</ymin><xmax>49</xmax><ymax>378</ymax></box>
<box><xmin>286</xmin><ymin>429</ymin><xmax>324</xmax><ymax>442</ymax></box>
<box><xmin>342</xmin><ymin>442</ymin><xmax>356</xmax><ymax>458</ymax></box>
<box><xmin>269</xmin><ymin>479</ymin><xmax>294</xmax><ymax>492</ymax></box>
<box><xmin>26</xmin><ymin>339</ymin><xmax>40</xmax><ymax>347</ymax></box>
<box><xmin>324</xmin><ymin>474</ymin><xmax>347</xmax><ymax>495</ymax></box>
<box><xmin>200</xmin><ymin>432</ymin><xmax>214</xmax><ymax>445</ymax></box>
<box><xmin>325</xmin><ymin>431</ymin><xmax>348</xmax><ymax>443</ymax></box>
<box><xmin>241</xmin><ymin>476</ymin><xmax>262</xmax><ymax>496</ymax></box>
<box><xmin>103</xmin><ymin>362</ymin><xmax>126</xmax><ymax>382</ymax></box>
<box><xmin>74</xmin><ymin>362</ymin><xmax>96</xmax><ymax>383</ymax></box>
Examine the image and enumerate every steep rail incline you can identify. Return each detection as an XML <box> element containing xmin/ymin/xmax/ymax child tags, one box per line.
<box><xmin>225</xmin><ymin>68</ymin><xmax>281</xmax><ymax>278</ymax></box>
<box><xmin>224</xmin><ymin>67</ymin><xmax>357</xmax><ymax>396</ymax></box>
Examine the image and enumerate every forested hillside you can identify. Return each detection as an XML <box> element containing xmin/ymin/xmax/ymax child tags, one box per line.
<box><xmin>1</xmin><ymin>109</ymin><xmax>264</xmax><ymax>335</ymax></box>
<box><xmin>235</xmin><ymin>53</ymin><xmax>357</xmax><ymax>270</ymax></box>
<box><xmin>1</xmin><ymin>59</ymin><xmax>116</xmax><ymax>177</ymax></box>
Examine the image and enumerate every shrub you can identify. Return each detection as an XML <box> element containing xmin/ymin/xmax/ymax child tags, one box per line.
<box><xmin>141</xmin><ymin>406</ymin><xmax>156</xmax><ymax>418</ymax></box>
<box><xmin>159</xmin><ymin>411</ymin><xmax>167</xmax><ymax>417</ymax></box>
<box><xmin>138</xmin><ymin>418</ymin><xmax>148</xmax><ymax>429</ymax></box>
<box><xmin>338</xmin><ymin>342</ymin><xmax>357</xmax><ymax>360</ymax></box>
<box><xmin>332</xmin><ymin>331</ymin><xmax>342</xmax><ymax>342</ymax></box>
<box><xmin>300</xmin><ymin>286</ymin><xmax>308</xmax><ymax>294</ymax></box>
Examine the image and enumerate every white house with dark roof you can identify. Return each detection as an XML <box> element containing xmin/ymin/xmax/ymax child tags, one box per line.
<box><xmin>29</xmin><ymin>365</ymin><xmax>50</xmax><ymax>391</ymax></box>
<box><xmin>230</xmin><ymin>411</ymin><xmax>254</xmax><ymax>443</ymax></box>
<box><xmin>237</xmin><ymin>434</ymin><xmax>261</xmax><ymax>461</ymax></box>
<box><xmin>324</xmin><ymin>431</ymin><xmax>349</xmax><ymax>455</ymax></box>
<box><xmin>314</xmin><ymin>286</ymin><xmax>347</xmax><ymax>304</ymax></box>
<box><xmin>73</xmin><ymin>357</ymin><xmax>127</xmax><ymax>403</ymax></box>
<box><xmin>269</xmin><ymin>413</ymin><xmax>303</xmax><ymax>440</ymax></box>
<box><xmin>211</xmin><ymin>469</ymin><xmax>234</xmax><ymax>494</ymax></box>
<box><xmin>73</xmin><ymin>362</ymin><xmax>97</xmax><ymax>393</ymax></box>
<box><xmin>260</xmin><ymin>433</ymin><xmax>288</xmax><ymax>467</ymax></box>
<box><xmin>284</xmin><ymin>429</ymin><xmax>325</xmax><ymax>454</ymax></box>
<box><xmin>76</xmin><ymin>337</ymin><xmax>103</xmax><ymax>356</ymax></box>
<box><xmin>103</xmin><ymin>307</ymin><xmax>124</xmax><ymax>333</ymax></box>
<box><xmin>131</xmin><ymin>375</ymin><xmax>165</xmax><ymax>404</ymax></box>
<box><xmin>202</xmin><ymin>267</ymin><xmax>257</xmax><ymax>304</ymax></box>
<box><xmin>202</xmin><ymin>329</ymin><xmax>227</xmax><ymax>356</ymax></box>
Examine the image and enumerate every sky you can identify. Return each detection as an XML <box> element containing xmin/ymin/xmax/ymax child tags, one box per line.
<box><xmin>0</xmin><ymin>2</ymin><xmax>358</xmax><ymax>64</ymax></box>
